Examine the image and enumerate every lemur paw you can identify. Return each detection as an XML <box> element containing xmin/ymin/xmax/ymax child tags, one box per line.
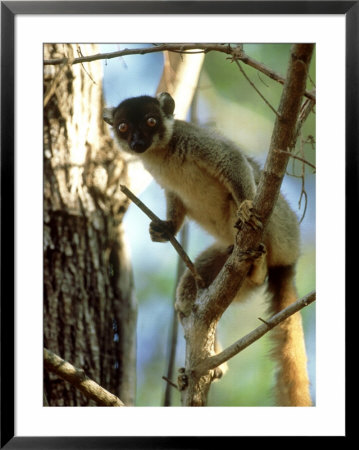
<box><xmin>177</xmin><ymin>368</ymin><xmax>188</xmax><ymax>391</ymax></box>
<box><xmin>226</xmin><ymin>244</ymin><xmax>234</xmax><ymax>255</ymax></box>
<box><xmin>239</xmin><ymin>242</ymin><xmax>266</xmax><ymax>261</ymax></box>
<box><xmin>175</xmin><ymin>299</ymin><xmax>192</xmax><ymax>318</ymax></box>
<box><xmin>149</xmin><ymin>219</ymin><xmax>175</xmax><ymax>242</ymax></box>
<box><xmin>255</xmin><ymin>242</ymin><xmax>267</xmax><ymax>257</ymax></box>
<box><xmin>212</xmin><ymin>367</ymin><xmax>224</xmax><ymax>381</ymax></box>
<box><xmin>235</xmin><ymin>199</ymin><xmax>263</xmax><ymax>231</ymax></box>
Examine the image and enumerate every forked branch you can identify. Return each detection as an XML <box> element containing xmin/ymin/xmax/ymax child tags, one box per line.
<box><xmin>193</xmin><ymin>291</ymin><xmax>316</xmax><ymax>377</ymax></box>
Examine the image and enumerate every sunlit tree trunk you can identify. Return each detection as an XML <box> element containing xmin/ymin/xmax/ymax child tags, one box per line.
<box><xmin>43</xmin><ymin>44</ymin><xmax>137</xmax><ymax>406</ymax></box>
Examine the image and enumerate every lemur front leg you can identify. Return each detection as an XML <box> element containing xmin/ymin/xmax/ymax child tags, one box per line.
<box><xmin>149</xmin><ymin>219</ymin><xmax>176</xmax><ymax>242</ymax></box>
<box><xmin>149</xmin><ymin>190</ymin><xmax>186</xmax><ymax>242</ymax></box>
<box><xmin>235</xmin><ymin>199</ymin><xmax>263</xmax><ymax>231</ymax></box>
<box><xmin>233</xmin><ymin>199</ymin><xmax>268</xmax><ymax>286</ymax></box>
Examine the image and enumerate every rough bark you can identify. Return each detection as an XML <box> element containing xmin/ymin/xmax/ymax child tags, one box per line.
<box><xmin>43</xmin><ymin>44</ymin><xmax>137</xmax><ymax>406</ymax></box>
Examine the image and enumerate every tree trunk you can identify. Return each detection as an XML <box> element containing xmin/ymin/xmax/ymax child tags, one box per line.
<box><xmin>43</xmin><ymin>44</ymin><xmax>137</xmax><ymax>406</ymax></box>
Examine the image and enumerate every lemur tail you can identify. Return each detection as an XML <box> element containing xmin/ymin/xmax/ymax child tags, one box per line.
<box><xmin>267</xmin><ymin>265</ymin><xmax>312</xmax><ymax>406</ymax></box>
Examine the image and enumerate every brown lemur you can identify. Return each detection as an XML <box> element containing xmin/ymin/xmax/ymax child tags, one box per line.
<box><xmin>104</xmin><ymin>92</ymin><xmax>312</xmax><ymax>406</ymax></box>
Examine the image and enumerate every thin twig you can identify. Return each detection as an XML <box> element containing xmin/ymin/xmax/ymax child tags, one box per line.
<box><xmin>162</xmin><ymin>376</ymin><xmax>179</xmax><ymax>390</ymax></box>
<box><xmin>274</xmin><ymin>149</ymin><xmax>316</xmax><ymax>171</ymax></box>
<box><xmin>294</xmin><ymin>95</ymin><xmax>316</xmax><ymax>143</ymax></box>
<box><xmin>44</xmin><ymin>348</ymin><xmax>125</xmax><ymax>406</ymax></box>
<box><xmin>308</xmin><ymin>73</ymin><xmax>316</xmax><ymax>88</ymax></box>
<box><xmin>77</xmin><ymin>45</ymin><xmax>97</xmax><ymax>85</ymax></box>
<box><xmin>43</xmin><ymin>61</ymin><xmax>69</xmax><ymax>107</ymax></box>
<box><xmin>120</xmin><ymin>185</ymin><xmax>204</xmax><ymax>288</ymax></box>
<box><xmin>163</xmin><ymin>224</ymin><xmax>188</xmax><ymax>406</ymax></box>
<box><xmin>43</xmin><ymin>43</ymin><xmax>220</xmax><ymax>65</ymax></box>
<box><xmin>193</xmin><ymin>291</ymin><xmax>316</xmax><ymax>377</ymax></box>
<box><xmin>257</xmin><ymin>71</ymin><xmax>270</xmax><ymax>88</ymax></box>
<box><xmin>258</xmin><ymin>317</ymin><xmax>270</xmax><ymax>326</ymax></box>
<box><xmin>233</xmin><ymin>60</ymin><xmax>280</xmax><ymax>117</ymax></box>
<box><xmin>298</xmin><ymin>135</ymin><xmax>309</xmax><ymax>224</ymax></box>
<box><xmin>298</xmin><ymin>187</ymin><xmax>308</xmax><ymax>224</ymax></box>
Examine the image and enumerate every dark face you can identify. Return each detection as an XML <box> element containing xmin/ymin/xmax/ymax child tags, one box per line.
<box><xmin>112</xmin><ymin>96</ymin><xmax>167</xmax><ymax>153</ymax></box>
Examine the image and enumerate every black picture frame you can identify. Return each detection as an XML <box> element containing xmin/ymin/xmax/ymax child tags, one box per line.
<box><xmin>1</xmin><ymin>1</ymin><xmax>354</xmax><ymax>447</ymax></box>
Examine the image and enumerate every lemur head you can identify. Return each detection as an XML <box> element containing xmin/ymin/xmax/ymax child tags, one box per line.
<box><xmin>103</xmin><ymin>92</ymin><xmax>175</xmax><ymax>154</ymax></box>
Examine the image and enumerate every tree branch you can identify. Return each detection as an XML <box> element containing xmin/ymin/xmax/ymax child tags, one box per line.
<box><xmin>120</xmin><ymin>184</ymin><xmax>204</xmax><ymax>288</ymax></box>
<box><xmin>43</xmin><ymin>348</ymin><xmax>125</xmax><ymax>406</ymax></box>
<box><xmin>193</xmin><ymin>291</ymin><xmax>316</xmax><ymax>376</ymax></box>
<box><xmin>43</xmin><ymin>43</ymin><xmax>315</xmax><ymax>102</ymax></box>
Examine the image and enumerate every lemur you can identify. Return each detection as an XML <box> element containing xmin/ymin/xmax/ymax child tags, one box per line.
<box><xmin>104</xmin><ymin>92</ymin><xmax>312</xmax><ymax>406</ymax></box>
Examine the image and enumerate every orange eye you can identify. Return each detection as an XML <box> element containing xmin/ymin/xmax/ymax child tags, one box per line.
<box><xmin>118</xmin><ymin>122</ymin><xmax>128</xmax><ymax>133</ymax></box>
<box><xmin>146</xmin><ymin>117</ymin><xmax>157</xmax><ymax>127</ymax></box>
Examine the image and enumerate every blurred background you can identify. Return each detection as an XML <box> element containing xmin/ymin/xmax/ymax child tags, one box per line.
<box><xmin>101</xmin><ymin>43</ymin><xmax>316</xmax><ymax>406</ymax></box>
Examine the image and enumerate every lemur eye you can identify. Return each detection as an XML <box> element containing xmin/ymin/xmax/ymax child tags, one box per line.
<box><xmin>146</xmin><ymin>117</ymin><xmax>157</xmax><ymax>127</ymax></box>
<box><xmin>118</xmin><ymin>122</ymin><xmax>128</xmax><ymax>133</ymax></box>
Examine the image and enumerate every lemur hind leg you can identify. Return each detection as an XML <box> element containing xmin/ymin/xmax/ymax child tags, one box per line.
<box><xmin>175</xmin><ymin>243</ymin><xmax>231</xmax><ymax>317</ymax></box>
<box><xmin>176</xmin><ymin>242</ymin><xmax>267</xmax><ymax>379</ymax></box>
<box><xmin>176</xmin><ymin>242</ymin><xmax>267</xmax><ymax>316</ymax></box>
<box><xmin>245</xmin><ymin>243</ymin><xmax>268</xmax><ymax>287</ymax></box>
<box><xmin>175</xmin><ymin>244</ymin><xmax>232</xmax><ymax>379</ymax></box>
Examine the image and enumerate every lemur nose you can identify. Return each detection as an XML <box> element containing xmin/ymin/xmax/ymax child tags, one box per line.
<box><xmin>130</xmin><ymin>140</ymin><xmax>147</xmax><ymax>152</ymax></box>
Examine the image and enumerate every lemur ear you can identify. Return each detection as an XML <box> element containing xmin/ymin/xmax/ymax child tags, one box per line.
<box><xmin>157</xmin><ymin>92</ymin><xmax>175</xmax><ymax>116</ymax></box>
<box><xmin>103</xmin><ymin>107</ymin><xmax>115</xmax><ymax>126</ymax></box>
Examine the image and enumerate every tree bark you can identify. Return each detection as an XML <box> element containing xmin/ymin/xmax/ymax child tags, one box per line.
<box><xmin>43</xmin><ymin>44</ymin><xmax>137</xmax><ymax>406</ymax></box>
